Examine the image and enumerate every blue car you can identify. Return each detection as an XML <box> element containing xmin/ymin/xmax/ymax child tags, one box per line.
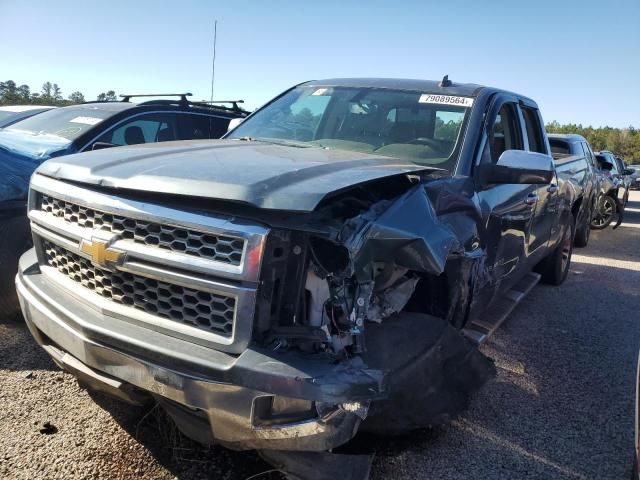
<box><xmin>0</xmin><ymin>94</ymin><xmax>247</xmax><ymax>317</ymax></box>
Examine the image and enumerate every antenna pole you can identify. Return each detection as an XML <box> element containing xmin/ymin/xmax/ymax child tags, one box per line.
<box><xmin>210</xmin><ymin>19</ymin><xmax>218</xmax><ymax>102</ymax></box>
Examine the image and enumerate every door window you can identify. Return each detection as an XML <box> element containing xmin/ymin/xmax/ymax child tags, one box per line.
<box><xmin>95</xmin><ymin>113</ymin><xmax>178</xmax><ymax>146</ymax></box>
<box><xmin>484</xmin><ymin>102</ymin><xmax>523</xmax><ymax>163</ymax></box>
<box><xmin>580</xmin><ymin>142</ymin><xmax>597</xmax><ymax>168</ymax></box>
<box><xmin>521</xmin><ymin>107</ymin><xmax>546</xmax><ymax>154</ymax></box>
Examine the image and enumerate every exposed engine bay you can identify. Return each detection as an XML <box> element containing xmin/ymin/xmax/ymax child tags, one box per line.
<box><xmin>252</xmin><ymin>173</ymin><xmax>487</xmax><ymax>359</ymax></box>
<box><xmin>248</xmin><ymin>174</ymin><xmax>496</xmax><ymax>479</ymax></box>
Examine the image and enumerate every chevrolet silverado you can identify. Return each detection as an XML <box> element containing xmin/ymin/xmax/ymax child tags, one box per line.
<box><xmin>17</xmin><ymin>77</ymin><xmax>578</xmax><ymax>477</ymax></box>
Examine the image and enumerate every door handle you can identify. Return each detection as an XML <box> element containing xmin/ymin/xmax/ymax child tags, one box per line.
<box><xmin>547</xmin><ymin>183</ymin><xmax>558</xmax><ymax>193</ymax></box>
<box><xmin>525</xmin><ymin>193</ymin><xmax>538</xmax><ymax>205</ymax></box>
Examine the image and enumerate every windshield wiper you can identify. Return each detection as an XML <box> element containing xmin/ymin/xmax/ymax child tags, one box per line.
<box><xmin>234</xmin><ymin>137</ymin><xmax>314</xmax><ymax>148</ymax></box>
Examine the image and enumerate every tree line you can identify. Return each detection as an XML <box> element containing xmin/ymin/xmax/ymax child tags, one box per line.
<box><xmin>546</xmin><ymin>121</ymin><xmax>639</xmax><ymax>162</ymax></box>
<box><xmin>0</xmin><ymin>80</ymin><xmax>117</xmax><ymax>107</ymax></box>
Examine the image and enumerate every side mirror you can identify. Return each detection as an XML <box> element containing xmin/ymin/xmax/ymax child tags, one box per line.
<box><xmin>482</xmin><ymin>150</ymin><xmax>554</xmax><ymax>185</ymax></box>
<box><xmin>623</xmin><ymin>168</ymin><xmax>634</xmax><ymax>176</ymax></box>
<box><xmin>227</xmin><ymin>117</ymin><xmax>244</xmax><ymax>133</ymax></box>
<box><xmin>91</xmin><ymin>141</ymin><xmax>117</xmax><ymax>151</ymax></box>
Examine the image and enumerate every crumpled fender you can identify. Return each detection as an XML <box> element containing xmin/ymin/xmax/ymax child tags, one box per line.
<box><xmin>337</xmin><ymin>178</ymin><xmax>484</xmax><ymax>282</ymax></box>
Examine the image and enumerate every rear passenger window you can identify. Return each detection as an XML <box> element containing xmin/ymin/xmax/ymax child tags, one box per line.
<box><xmin>210</xmin><ymin>117</ymin><xmax>231</xmax><ymax>139</ymax></box>
<box><xmin>486</xmin><ymin>103</ymin><xmax>523</xmax><ymax>163</ymax></box>
<box><xmin>175</xmin><ymin>115</ymin><xmax>210</xmax><ymax>140</ymax></box>
<box><xmin>521</xmin><ymin>107</ymin><xmax>546</xmax><ymax>154</ymax></box>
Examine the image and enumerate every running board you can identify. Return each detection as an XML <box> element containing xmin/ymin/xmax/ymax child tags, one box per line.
<box><xmin>462</xmin><ymin>272</ymin><xmax>541</xmax><ymax>345</ymax></box>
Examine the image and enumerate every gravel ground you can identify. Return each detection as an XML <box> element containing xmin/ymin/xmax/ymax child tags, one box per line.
<box><xmin>1</xmin><ymin>191</ymin><xmax>639</xmax><ymax>480</ymax></box>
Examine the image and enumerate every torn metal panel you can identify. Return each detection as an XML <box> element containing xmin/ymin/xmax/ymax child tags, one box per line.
<box><xmin>339</xmin><ymin>184</ymin><xmax>466</xmax><ymax>280</ymax></box>
<box><xmin>360</xmin><ymin>312</ymin><xmax>496</xmax><ymax>434</ymax></box>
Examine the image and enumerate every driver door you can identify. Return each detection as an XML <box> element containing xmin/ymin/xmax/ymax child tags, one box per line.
<box><xmin>472</xmin><ymin>95</ymin><xmax>536</xmax><ymax>311</ymax></box>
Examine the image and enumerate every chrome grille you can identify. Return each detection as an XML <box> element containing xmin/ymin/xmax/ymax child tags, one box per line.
<box><xmin>43</xmin><ymin>240</ymin><xmax>235</xmax><ymax>337</ymax></box>
<box><xmin>41</xmin><ymin>195</ymin><xmax>245</xmax><ymax>266</ymax></box>
<box><xmin>29</xmin><ymin>174</ymin><xmax>268</xmax><ymax>353</ymax></box>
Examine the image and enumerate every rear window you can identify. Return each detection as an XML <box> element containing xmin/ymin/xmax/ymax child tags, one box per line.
<box><xmin>549</xmin><ymin>139</ymin><xmax>570</xmax><ymax>155</ymax></box>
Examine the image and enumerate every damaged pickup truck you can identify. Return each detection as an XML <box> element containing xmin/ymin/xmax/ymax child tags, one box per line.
<box><xmin>17</xmin><ymin>77</ymin><xmax>577</xmax><ymax>476</ymax></box>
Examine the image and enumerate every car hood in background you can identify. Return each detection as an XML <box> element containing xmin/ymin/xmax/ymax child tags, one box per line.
<box><xmin>0</xmin><ymin>129</ymin><xmax>71</xmax><ymax>159</ymax></box>
<box><xmin>36</xmin><ymin>140</ymin><xmax>441</xmax><ymax>211</ymax></box>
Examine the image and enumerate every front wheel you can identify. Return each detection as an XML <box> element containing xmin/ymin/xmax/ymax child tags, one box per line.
<box><xmin>591</xmin><ymin>195</ymin><xmax>616</xmax><ymax>230</ymax></box>
<box><xmin>537</xmin><ymin>218</ymin><xmax>575</xmax><ymax>286</ymax></box>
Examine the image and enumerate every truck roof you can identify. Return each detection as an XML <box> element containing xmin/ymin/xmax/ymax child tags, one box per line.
<box><xmin>305</xmin><ymin>77</ymin><xmax>485</xmax><ymax>97</ymax></box>
<box><xmin>548</xmin><ymin>133</ymin><xmax>588</xmax><ymax>143</ymax></box>
<box><xmin>303</xmin><ymin>78</ymin><xmax>538</xmax><ymax>107</ymax></box>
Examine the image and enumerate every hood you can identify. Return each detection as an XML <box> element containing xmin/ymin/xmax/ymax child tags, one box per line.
<box><xmin>0</xmin><ymin>129</ymin><xmax>71</xmax><ymax>159</ymax></box>
<box><xmin>36</xmin><ymin>139</ymin><xmax>441</xmax><ymax>211</ymax></box>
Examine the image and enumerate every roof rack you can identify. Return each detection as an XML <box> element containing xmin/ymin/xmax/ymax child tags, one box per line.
<box><xmin>200</xmin><ymin>100</ymin><xmax>245</xmax><ymax>112</ymax></box>
<box><xmin>82</xmin><ymin>100</ymin><xmax>116</xmax><ymax>104</ymax></box>
<box><xmin>119</xmin><ymin>93</ymin><xmax>193</xmax><ymax>104</ymax></box>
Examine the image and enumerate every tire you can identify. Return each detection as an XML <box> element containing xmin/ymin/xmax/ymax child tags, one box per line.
<box><xmin>574</xmin><ymin>205</ymin><xmax>591</xmax><ymax>248</ymax></box>
<box><xmin>538</xmin><ymin>217</ymin><xmax>575</xmax><ymax>286</ymax></box>
<box><xmin>0</xmin><ymin>215</ymin><xmax>31</xmax><ymax>319</ymax></box>
<box><xmin>591</xmin><ymin>195</ymin><xmax>616</xmax><ymax>230</ymax></box>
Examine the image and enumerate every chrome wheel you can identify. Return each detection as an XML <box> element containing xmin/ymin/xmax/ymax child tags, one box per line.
<box><xmin>592</xmin><ymin>196</ymin><xmax>616</xmax><ymax>228</ymax></box>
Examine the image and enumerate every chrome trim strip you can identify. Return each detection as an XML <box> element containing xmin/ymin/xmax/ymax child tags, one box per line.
<box><xmin>32</xmin><ymin>220</ymin><xmax>254</xmax><ymax>297</ymax></box>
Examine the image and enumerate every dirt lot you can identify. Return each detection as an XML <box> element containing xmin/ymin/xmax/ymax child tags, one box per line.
<box><xmin>1</xmin><ymin>191</ymin><xmax>639</xmax><ymax>480</ymax></box>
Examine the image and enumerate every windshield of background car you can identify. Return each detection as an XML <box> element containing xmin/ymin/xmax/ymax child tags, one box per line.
<box><xmin>0</xmin><ymin>111</ymin><xmax>15</xmax><ymax>122</ymax></box>
<box><xmin>0</xmin><ymin>106</ymin><xmax>119</xmax><ymax>159</ymax></box>
<box><xmin>227</xmin><ymin>85</ymin><xmax>471</xmax><ymax>173</ymax></box>
<box><xmin>5</xmin><ymin>106</ymin><xmax>116</xmax><ymax>142</ymax></box>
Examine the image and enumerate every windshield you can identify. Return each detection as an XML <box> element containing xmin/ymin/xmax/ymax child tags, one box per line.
<box><xmin>0</xmin><ymin>111</ymin><xmax>16</xmax><ymax>122</ymax></box>
<box><xmin>5</xmin><ymin>106</ymin><xmax>116</xmax><ymax>142</ymax></box>
<box><xmin>227</xmin><ymin>85</ymin><xmax>470</xmax><ymax>173</ymax></box>
<box><xmin>0</xmin><ymin>106</ymin><xmax>119</xmax><ymax>159</ymax></box>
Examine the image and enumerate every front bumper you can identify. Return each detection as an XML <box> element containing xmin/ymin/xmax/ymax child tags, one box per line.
<box><xmin>17</xmin><ymin>249</ymin><xmax>383</xmax><ymax>451</ymax></box>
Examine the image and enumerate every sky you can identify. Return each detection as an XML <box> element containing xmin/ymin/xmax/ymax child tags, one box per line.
<box><xmin>1</xmin><ymin>0</ymin><xmax>638</xmax><ymax>128</ymax></box>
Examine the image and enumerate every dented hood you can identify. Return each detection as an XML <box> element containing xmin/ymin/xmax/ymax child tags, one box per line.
<box><xmin>36</xmin><ymin>139</ymin><xmax>438</xmax><ymax>211</ymax></box>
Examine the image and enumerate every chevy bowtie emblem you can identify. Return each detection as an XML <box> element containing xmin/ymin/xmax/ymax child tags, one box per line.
<box><xmin>79</xmin><ymin>236</ymin><xmax>124</xmax><ymax>269</ymax></box>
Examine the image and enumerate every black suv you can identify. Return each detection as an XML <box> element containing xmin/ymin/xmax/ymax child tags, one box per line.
<box><xmin>0</xmin><ymin>94</ymin><xmax>247</xmax><ymax>316</ymax></box>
